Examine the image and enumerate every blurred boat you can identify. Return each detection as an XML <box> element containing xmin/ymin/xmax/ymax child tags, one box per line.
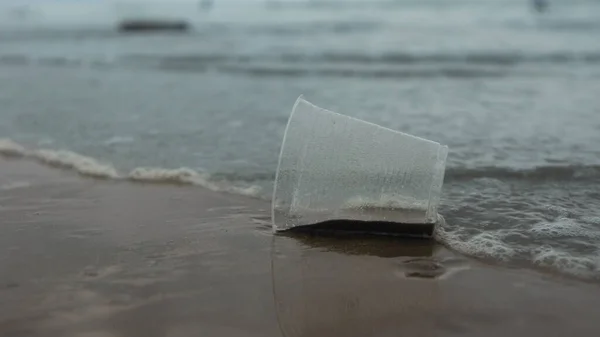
<box><xmin>532</xmin><ymin>0</ymin><xmax>549</xmax><ymax>13</ymax></box>
<box><xmin>117</xmin><ymin>19</ymin><xmax>191</xmax><ymax>33</ymax></box>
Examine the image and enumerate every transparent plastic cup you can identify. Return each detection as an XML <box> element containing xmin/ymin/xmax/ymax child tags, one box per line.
<box><xmin>272</xmin><ymin>96</ymin><xmax>448</xmax><ymax>235</ymax></box>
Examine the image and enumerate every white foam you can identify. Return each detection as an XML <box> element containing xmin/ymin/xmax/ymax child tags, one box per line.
<box><xmin>581</xmin><ymin>216</ymin><xmax>600</xmax><ymax>225</ymax></box>
<box><xmin>533</xmin><ymin>246</ymin><xmax>600</xmax><ymax>279</ymax></box>
<box><xmin>437</xmin><ymin>217</ymin><xmax>600</xmax><ymax>280</ymax></box>
<box><xmin>2</xmin><ymin>138</ymin><xmax>118</xmax><ymax>179</ymax></box>
<box><xmin>220</xmin><ymin>184</ymin><xmax>262</xmax><ymax>198</ymax></box>
<box><xmin>32</xmin><ymin>149</ymin><xmax>119</xmax><ymax>179</ymax></box>
<box><xmin>436</xmin><ymin>227</ymin><xmax>517</xmax><ymax>262</ymax></box>
<box><xmin>126</xmin><ymin>166</ymin><xmax>261</xmax><ymax>197</ymax></box>
<box><xmin>128</xmin><ymin>167</ymin><xmax>204</xmax><ymax>185</ymax></box>
<box><xmin>0</xmin><ymin>138</ymin><xmax>29</xmax><ymax>157</ymax></box>
<box><xmin>0</xmin><ymin>138</ymin><xmax>261</xmax><ymax>197</ymax></box>
<box><xmin>545</xmin><ymin>205</ymin><xmax>572</xmax><ymax>217</ymax></box>
<box><xmin>530</xmin><ymin>218</ymin><xmax>600</xmax><ymax>239</ymax></box>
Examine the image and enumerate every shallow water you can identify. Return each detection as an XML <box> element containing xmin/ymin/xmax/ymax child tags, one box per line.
<box><xmin>3</xmin><ymin>158</ymin><xmax>600</xmax><ymax>337</ymax></box>
<box><xmin>1</xmin><ymin>0</ymin><xmax>600</xmax><ymax>280</ymax></box>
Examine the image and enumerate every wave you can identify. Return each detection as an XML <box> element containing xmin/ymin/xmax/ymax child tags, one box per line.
<box><xmin>213</xmin><ymin>163</ymin><xmax>600</xmax><ymax>185</ymax></box>
<box><xmin>4</xmin><ymin>50</ymin><xmax>600</xmax><ymax>69</ymax></box>
<box><xmin>265</xmin><ymin>0</ymin><xmax>406</xmax><ymax>10</ymax></box>
<box><xmin>0</xmin><ymin>138</ymin><xmax>261</xmax><ymax>197</ymax></box>
<box><xmin>1</xmin><ymin>50</ymin><xmax>598</xmax><ymax>79</ymax></box>
<box><xmin>0</xmin><ymin>56</ymin><xmax>538</xmax><ymax>80</ymax></box>
<box><xmin>4</xmin><ymin>137</ymin><xmax>600</xmax><ymax>201</ymax></box>
<box><xmin>0</xmin><ymin>27</ymin><xmax>122</xmax><ymax>42</ymax></box>
<box><xmin>0</xmin><ymin>55</ymin><xmax>512</xmax><ymax>79</ymax></box>
<box><xmin>436</xmin><ymin>216</ymin><xmax>600</xmax><ymax>281</ymax></box>
<box><xmin>445</xmin><ymin>165</ymin><xmax>600</xmax><ymax>181</ymax></box>
<box><xmin>536</xmin><ymin>20</ymin><xmax>600</xmax><ymax>32</ymax></box>
<box><xmin>117</xmin><ymin>50</ymin><xmax>600</xmax><ymax>67</ymax></box>
<box><xmin>5</xmin><ymin>140</ymin><xmax>600</xmax><ymax>280</ymax></box>
<box><xmin>244</xmin><ymin>20</ymin><xmax>382</xmax><ymax>35</ymax></box>
<box><xmin>214</xmin><ymin>164</ymin><xmax>600</xmax><ymax>184</ymax></box>
<box><xmin>214</xmin><ymin>66</ymin><xmax>511</xmax><ymax>79</ymax></box>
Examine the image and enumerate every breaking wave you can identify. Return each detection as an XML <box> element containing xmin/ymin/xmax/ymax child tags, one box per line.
<box><xmin>0</xmin><ymin>138</ymin><xmax>261</xmax><ymax>197</ymax></box>
<box><xmin>4</xmin><ymin>138</ymin><xmax>600</xmax><ymax>281</ymax></box>
<box><xmin>436</xmin><ymin>216</ymin><xmax>600</xmax><ymax>281</ymax></box>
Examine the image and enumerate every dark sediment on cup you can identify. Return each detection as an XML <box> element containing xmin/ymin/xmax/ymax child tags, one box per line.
<box><xmin>286</xmin><ymin>219</ymin><xmax>435</xmax><ymax>238</ymax></box>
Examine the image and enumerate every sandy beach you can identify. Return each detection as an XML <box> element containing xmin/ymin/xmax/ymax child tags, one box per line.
<box><xmin>2</xmin><ymin>0</ymin><xmax>600</xmax><ymax>335</ymax></box>
<box><xmin>1</xmin><ymin>156</ymin><xmax>599</xmax><ymax>337</ymax></box>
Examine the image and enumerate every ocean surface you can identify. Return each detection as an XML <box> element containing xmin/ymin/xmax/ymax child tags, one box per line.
<box><xmin>2</xmin><ymin>0</ymin><xmax>600</xmax><ymax>280</ymax></box>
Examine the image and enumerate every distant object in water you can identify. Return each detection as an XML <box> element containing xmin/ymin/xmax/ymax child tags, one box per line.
<box><xmin>199</xmin><ymin>0</ymin><xmax>214</xmax><ymax>11</ymax></box>
<box><xmin>532</xmin><ymin>0</ymin><xmax>549</xmax><ymax>13</ymax></box>
<box><xmin>117</xmin><ymin>20</ymin><xmax>191</xmax><ymax>33</ymax></box>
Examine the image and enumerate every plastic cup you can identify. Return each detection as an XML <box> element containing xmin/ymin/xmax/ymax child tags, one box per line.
<box><xmin>272</xmin><ymin>97</ymin><xmax>448</xmax><ymax>235</ymax></box>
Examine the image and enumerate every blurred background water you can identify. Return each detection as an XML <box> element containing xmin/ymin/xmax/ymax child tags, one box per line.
<box><xmin>1</xmin><ymin>0</ymin><xmax>600</xmax><ymax>280</ymax></box>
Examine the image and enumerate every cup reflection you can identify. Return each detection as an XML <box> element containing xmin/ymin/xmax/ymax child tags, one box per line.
<box><xmin>271</xmin><ymin>229</ymin><xmax>443</xmax><ymax>337</ymax></box>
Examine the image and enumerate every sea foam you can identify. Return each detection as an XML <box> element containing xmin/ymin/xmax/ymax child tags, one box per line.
<box><xmin>0</xmin><ymin>138</ymin><xmax>262</xmax><ymax>197</ymax></box>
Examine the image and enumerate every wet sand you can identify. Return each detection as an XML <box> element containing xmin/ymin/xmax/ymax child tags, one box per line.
<box><xmin>1</xmin><ymin>157</ymin><xmax>600</xmax><ymax>337</ymax></box>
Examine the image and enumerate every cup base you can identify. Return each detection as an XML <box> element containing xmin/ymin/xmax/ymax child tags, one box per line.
<box><xmin>281</xmin><ymin>219</ymin><xmax>436</xmax><ymax>239</ymax></box>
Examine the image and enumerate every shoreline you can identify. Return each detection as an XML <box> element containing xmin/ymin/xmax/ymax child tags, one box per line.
<box><xmin>1</xmin><ymin>156</ymin><xmax>600</xmax><ymax>337</ymax></box>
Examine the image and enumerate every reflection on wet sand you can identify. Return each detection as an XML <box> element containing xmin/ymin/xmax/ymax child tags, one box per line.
<box><xmin>272</xmin><ymin>231</ymin><xmax>456</xmax><ymax>337</ymax></box>
<box><xmin>0</xmin><ymin>158</ymin><xmax>279</xmax><ymax>337</ymax></box>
